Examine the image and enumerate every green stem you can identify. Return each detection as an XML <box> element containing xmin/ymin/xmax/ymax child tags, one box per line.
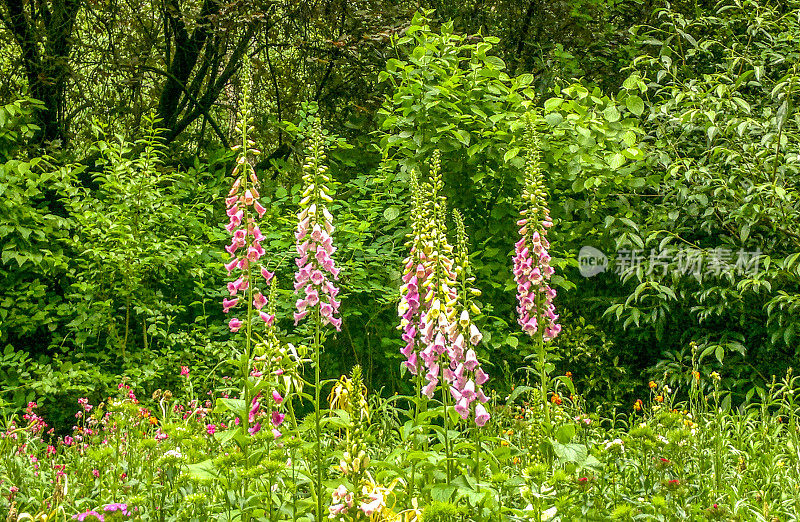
<box><xmin>442</xmin><ymin>381</ymin><xmax>452</xmax><ymax>485</ymax></box>
<box><xmin>473</xmin><ymin>424</ymin><xmax>480</xmax><ymax>490</ymax></box>
<box><xmin>313</xmin><ymin>307</ymin><xmax>324</xmax><ymax>520</ymax></box>
<box><xmin>538</xmin><ymin>330</ymin><xmax>550</xmax><ymax>429</ymax></box>
<box><xmin>286</xmin><ymin>392</ymin><xmax>298</xmax><ymax>521</ymax></box>
<box><xmin>410</xmin><ymin>369</ymin><xmax>423</xmax><ymax>499</ymax></box>
<box><xmin>266</xmin><ymin>436</ymin><xmax>273</xmax><ymax>520</ymax></box>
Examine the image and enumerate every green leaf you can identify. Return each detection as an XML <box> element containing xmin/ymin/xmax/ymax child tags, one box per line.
<box><xmin>625</xmin><ymin>95</ymin><xmax>645</xmax><ymax>116</ymax></box>
<box><xmin>187</xmin><ymin>459</ymin><xmax>220</xmax><ymax>480</ymax></box>
<box><xmin>555</xmin><ymin>424</ymin><xmax>576</xmax><ymax>444</ymax></box>
<box><xmin>506</xmin><ymin>385</ymin><xmax>534</xmax><ymax>405</ymax></box>
<box><xmin>383</xmin><ymin>206</ymin><xmax>400</xmax><ymax>221</ymax></box>
<box><xmin>552</xmin><ymin>442</ymin><xmax>587</xmax><ymax>463</ymax></box>
<box><xmin>623</xmin><ymin>74</ymin><xmax>641</xmax><ymax>90</ymax></box>
<box><xmin>603</xmin><ymin>105</ymin><xmax>621</xmax><ymax>123</ymax></box>
<box><xmin>544</xmin><ymin>98</ymin><xmax>564</xmax><ymax>112</ymax></box>
<box><xmin>430</xmin><ymin>484</ymin><xmax>457</xmax><ymax>502</ymax></box>
<box><xmin>609</xmin><ymin>153</ymin><xmax>625</xmax><ymax>170</ymax></box>
<box><xmin>504</xmin><ymin>147</ymin><xmax>521</xmax><ymax>162</ymax></box>
<box><xmin>544</xmin><ymin>112</ymin><xmax>564</xmax><ymax>126</ymax></box>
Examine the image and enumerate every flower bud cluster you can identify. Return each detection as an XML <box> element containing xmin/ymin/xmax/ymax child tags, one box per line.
<box><xmin>329</xmin><ymin>366</ymin><xmax>383</xmax><ymax>519</ymax></box>
<box><xmin>513</xmin><ymin>118</ymin><xmax>561</xmax><ymax>340</ymax></box>
<box><xmin>328</xmin><ymin>481</ymin><xmax>386</xmax><ymax>520</ymax></box>
<box><xmin>223</xmin><ymin>84</ymin><xmax>274</xmax><ymax>332</ymax></box>
<box><xmin>294</xmin><ymin>119</ymin><xmax>342</xmax><ymax>331</ymax></box>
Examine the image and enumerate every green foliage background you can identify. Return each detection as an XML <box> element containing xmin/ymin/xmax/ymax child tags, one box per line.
<box><xmin>1</xmin><ymin>0</ymin><xmax>799</xmax><ymax>423</ymax></box>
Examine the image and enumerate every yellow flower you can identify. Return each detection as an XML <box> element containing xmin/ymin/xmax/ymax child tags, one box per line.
<box><xmin>633</xmin><ymin>399</ymin><xmax>643</xmax><ymax>411</ymax></box>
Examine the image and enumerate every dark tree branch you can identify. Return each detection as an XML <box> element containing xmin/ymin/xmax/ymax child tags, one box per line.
<box><xmin>510</xmin><ymin>0</ymin><xmax>537</xmax><ymax>73</ymax></box>
<box><xmin>142</xmin><ymin>65</ymin><xmax>230</xmax><ymax>148</ymax></box>
<box><xmin>156</xmin><ymin>0</ymin><xmax>218</xmax><ymax>128</ymax></box>
<box><xmin>163</xmin><ymin>24</ymin><xmax>258</xmax><ymax>144</ymax></box>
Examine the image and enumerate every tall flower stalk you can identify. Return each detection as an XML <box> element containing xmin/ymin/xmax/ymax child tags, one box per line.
<box><xmin>221</xmin><ymin>67</ymin><xmax>277</xmax><ymax>520</ymax></box>
<box><xmin>222</xmin><ymin>68</ymin><xmax>274</xmax><ymax>437</ymax></box>
<box><xmin>293</xmin><ymin>118</ymin><xmax>341</xmax><ymax>520</ymax></box>
<box><xmin>512</xmin><ymin>115</ymin><xmax>561</xmax><ymax>428</ymax></box>
<box><xmin>451</xmin><ymin>210</ymin><xmax>490</xmax><ymax>429</ymax></box>
<box><xmin>452</xmin><ymin>209</ymin><xmax>491</xmax><ymax>487</ymax></box>
<box><xmin>398</xmin><ymin>170</ymin><xmax>428</xmax><ymax>410</ymax></box>
<box><xmin>398</xmin><ymin>152</ymin><xmax>490</xmax><ymax>485</ymax></box>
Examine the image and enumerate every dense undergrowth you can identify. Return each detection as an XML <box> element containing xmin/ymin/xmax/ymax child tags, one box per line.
<box><xmin>3</xmin><ymin>367</ymin><xmax>800</xmax><ymax>520</ymax></box>
<box><xmin>3</xmin><ymin>3</ymin><xmax>800</xmax><ymax>520</ymax></box>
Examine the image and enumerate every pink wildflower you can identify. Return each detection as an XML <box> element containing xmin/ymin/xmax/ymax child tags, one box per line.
<box><xmin>293</xmin><ymin>120</ymin><xmax>342</xmax><ymax>331</ymax></box>
<box><xmin>222</xmin><ymin>115</ymin><xmax>274</xmax><ymax>337</ymax></box>
<box><xmin>229</xmin><ymin>317</ymin><xmax>242</xmax><ymax>332</ymax></box>
<box><xmin>513</xmin><ymin>124</ymin><xmax>560</xmax><ymax>341</ymax></box>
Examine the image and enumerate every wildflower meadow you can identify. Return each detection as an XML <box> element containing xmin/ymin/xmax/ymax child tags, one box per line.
<box><xmin>3</xmin><ymin>3</ymin><xmax>800</xmax><ymax>521</ymax></box>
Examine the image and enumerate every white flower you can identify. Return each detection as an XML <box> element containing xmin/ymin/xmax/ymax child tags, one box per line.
<box><xmin>164</xmin><ymin>448</ymin><xmax>183</xmax><ymax>459</ymax></box>
<box><xmin>604</xmin><ymin>438</ymin><xmax>625</xmax><ymax>453</ymax></box>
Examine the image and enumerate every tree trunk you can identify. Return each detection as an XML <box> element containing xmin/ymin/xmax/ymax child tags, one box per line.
<box><xmin>1</xmin><ymin>0</ymin><xmax>81</xmax><ymax>143</ymax></box>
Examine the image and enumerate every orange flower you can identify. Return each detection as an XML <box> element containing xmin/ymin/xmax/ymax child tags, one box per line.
<box><xmin>655</xmin><ymin>395</ymin><xmax>664</xmax><ymax>403</ymax></box>
<box><xmin>550</xmin><ymin>394</ymin><xmax>562</xmax><ymax>405</ymax></box>
<box><xmin>501</xmin><ymin>440</ymin><xmax>509</xmax><ymax>447</ymax></box>
<box><xmin>692</xmin><ymin>370</ymin><xmax>700</xmax><ymax>381</ymax></box>
<box><xmin>648</xmin><ymin>381</ymin><xmax>657</xmax><ymax>389</ymax></box>
<box><xmin>148</xmin><ymin>417</ymin><xmax>158</xmax><ymax>425</ymax></box>
<box><xmin>513</xmin><ymin>457</ymin><xmax>520</xmax><ymax>465</ymax></box>
<box><xmin>633</xmin><ymin>399</ymin><xmax>643</xmax><ymax>411</ymax></box>
<box><xmin>565</xmin><ymin>371</ymin><xmax>573</xmax><ymax>379</ymax></box>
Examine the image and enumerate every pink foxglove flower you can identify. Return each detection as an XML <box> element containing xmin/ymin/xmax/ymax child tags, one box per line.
<box><xmin>221</xmin><ymin>102</ymin><xmax>274</xmax><ymax>339</ymax></box>
<box><xmin>474</xmin><ymin>403</ymin><xmax>490</xmax><ymax>427</ymax></box>
<box><xmin>293</xmin><ymin>120</ymin><xmax>342</xmax><ymax>331</ymax></box>
<box><xmin>513</xmin><ymin>124</ymin><xmax>561</xmax><ymax>341</ymax></box>
<box><xmin>396</xmin><ymin>155</ymin><xmax>490</xmax><ymax>426</ymax></box>
<box><xmin>228</xmin><ymin>318</ymin><xmax>242</xmax><ymax>332</ymax></box>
